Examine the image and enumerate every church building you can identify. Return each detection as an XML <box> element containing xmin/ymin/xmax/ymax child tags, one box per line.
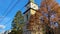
<box><xmin>23</xmin><ymin>0</ymin><xmax>39</xmax><ymax>34</ymax></box>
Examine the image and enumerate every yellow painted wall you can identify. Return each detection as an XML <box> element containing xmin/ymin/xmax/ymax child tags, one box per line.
<box><xmin>30</xmin><ymin>9</ymin><xmax>36</xmax><ymax>15</ymax></box>
<box><xmin>24</xmin><ymin>9</ymin><xmax>36</xmax><ymax>22</ymax></box>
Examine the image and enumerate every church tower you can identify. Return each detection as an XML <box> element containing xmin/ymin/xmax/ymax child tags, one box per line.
<box><xmin>23</xmin><ymin>0</ymin><xmax>38</xmax><ymax>22</ymax></box>
<box><xmin>23</xmin><ymin>0</ymin><xmax>38</xmax><ymax>34</ymax></box>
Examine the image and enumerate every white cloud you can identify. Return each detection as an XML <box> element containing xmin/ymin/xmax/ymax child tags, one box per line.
<box><xmin>0</xmin><ymin>25</ymin><xmax>5</xmax><ymax>29</ymax></box>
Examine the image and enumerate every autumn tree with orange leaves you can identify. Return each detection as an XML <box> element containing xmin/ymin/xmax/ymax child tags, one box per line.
<box><xmin>39</xmin><ymin>0</ymin><xmax>60</xmax><ymax>34</ymax></box>
<box><xmin>27</xmin><ymin>0</ymin><xmax>60</xmax><ymax>34</ymax></box>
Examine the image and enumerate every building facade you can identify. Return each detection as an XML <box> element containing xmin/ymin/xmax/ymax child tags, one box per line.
<box><xmin>23</xmin><ymin>0</ymin><xmax>39</xmax><ymax>34</ymax></box>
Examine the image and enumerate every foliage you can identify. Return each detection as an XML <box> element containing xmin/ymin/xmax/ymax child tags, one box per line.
<box><xmin>27</xmin><ymin>0</ymin><xmax>60</xmax><ymax>34</ymax></box>
<box><xmin>9</xmin><ymin>10</ymin><xmax>24</xmax><ymax>34</ymax></box>
<box><xmin>40</xmin><ymin>0</ymin><xmax>60</xmax><ymax>34</ymax></box>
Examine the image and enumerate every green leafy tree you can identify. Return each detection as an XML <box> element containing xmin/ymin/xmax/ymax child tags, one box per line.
<box><xmin>9</xmin><ymin>10</ymin><xmax>25</xmax><ymax>34</ymax></box>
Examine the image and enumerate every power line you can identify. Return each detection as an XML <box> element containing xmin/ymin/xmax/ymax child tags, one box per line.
<box><xmin>0</xmin><ymin>0</ymin><xmax>14</xmax><ymax>22</ymax></box>
<box><xmin>2</xmin><ymin>0</ymin><xmax>14</xmax><ymax>15</ymax></box>
<box><xmin>0</xmin><ymin>0</ymin><xmax>22</xmax><ymax>24</ymax></box>
<box><xmin>3</xmin><ymin>6</ymin><xmax>25</xmax><ymax>26</ymax></box>
<box><xmin>3</xmin><ymin>0</ymin><xmax>28</xmax><ymax>26</ymax></box>
<box><xmin>3</xmin><ymin>18</ymin><xmax>13</xmax><ymax>25</ymax></box>
<box><xmin>0</xmin><ymin>0</ymin><xmax>14</xmax><ymax>18</ymax></box>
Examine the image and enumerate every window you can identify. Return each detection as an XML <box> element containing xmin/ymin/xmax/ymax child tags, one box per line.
<box><xmin>26</xmin><ymin>14</ymin><xmax>28</xmax><ymax>21</ymax></box>
<box><xmin>34</xmin><ymin>6</ymin><xmax>36</xmax><ymax>8</ymax></box>
<box><xmin>27</xmin><ymin>6</ymin><xmax>29</xmax><ymax>9</ymax></box>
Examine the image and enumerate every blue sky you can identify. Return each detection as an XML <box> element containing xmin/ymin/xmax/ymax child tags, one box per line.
<box><xmin>0</xmin><ymin>0</ymin><xmax>60</xmax><ymax>32</ymax></box>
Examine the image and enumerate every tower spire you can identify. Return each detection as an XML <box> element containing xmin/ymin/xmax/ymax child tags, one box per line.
<box><xmin>30</xmin><ymin>0</ymin><xmax>34</xmax><ymax>2</ymax></box>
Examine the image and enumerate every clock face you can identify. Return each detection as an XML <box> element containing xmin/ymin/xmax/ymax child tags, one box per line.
<box><xmin>26</xmin><ymin>2</ymin><xmax>38</xmax><ymax>10</ymax></box>
<box><xmin>31</xmin><ymin>2</ymin><xmax>38</xmax><ymax>10</ymax></box>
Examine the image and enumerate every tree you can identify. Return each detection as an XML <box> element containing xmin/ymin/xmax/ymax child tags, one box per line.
<box><xmin>27</xmin><ymin>0</ymin><xmax>60</xmax><ymax>34</ymax></box>
<box><xmin>27</xmin><ymin>11</ymin><xmax>46</xmax><ymax>34</ymax></box>
<box><xmin>40</xmin><ymin>0</ymin><xmax>60</xmax><ymax>34</ymax></box>
<box><xmin>9</xmin><ymin>10</ymin><xmax>24</xmax><ymax>34</ymax></box>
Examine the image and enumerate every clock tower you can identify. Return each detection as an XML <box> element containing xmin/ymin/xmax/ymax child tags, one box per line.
<box><xmin>23</xmin><ymin>0</ymin><xmax>38</xmax><ymax>34</ymax></box>
<box><xmin>23</xmin><ymin>0</ymin><xmax>38</xmax><ymax>22</ymax></box>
